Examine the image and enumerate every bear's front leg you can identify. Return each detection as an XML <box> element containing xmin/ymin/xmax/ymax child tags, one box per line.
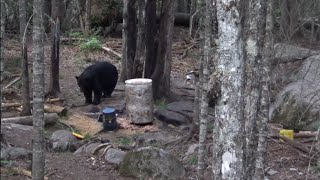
<box><xmin>84</xmin><ymin>90</ymin><xmax>93</xmax><ymax>104</ymax></box>
<box><xmin>93</xmin><ymin>89</ymin><xmax>102</xmax><ymax>105</ymax></box>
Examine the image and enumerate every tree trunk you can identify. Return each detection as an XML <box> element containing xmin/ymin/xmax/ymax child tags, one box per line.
<box><xmin>84</xmin><ymin>0</ymin><xmax>91</xmax><ymax>36</ymax></box>
<box><xmin>197</xmin><ymin>0</ymin><xmax>211</xmax><ymax>178</ymax></box>
<box><xmin>19</xmin><ymin>0</ymin><xmax>31</xmax><ymax>116</ymax></box>
<box><xmin>255</xmin><ymin>0</ymin><xmax>274</xmax><ymax>178</ymax></box>
<box><xmin>243</xmin><ymin>0</ymin><xmax>267</xmax><ymax>179</ymax></box>
<box><xmin>212</xmin><ymin>0</ymin><xmax>245</xmax><ymax>179</ymax></box>
<box><xmin>133</xmin><ymin>0</ymin><xmax>146</xmax><ymax>78</ymax></box>
<box><xmin>32</xmin><ymin>0</ymin><xmax>46</xmax><ymax>179</ymax></box>
<box><xmin>280</xmin><ymin>0</ymin><xmax>298</xmax><ymax>39</ymax></box>
<box><xmin>120</xmin><ymin>0</ymin><xmax>137</xmax><ymax>82</ymax></box>
<box><xmin>189</xmin><ymin>0</ymin><xmax>197</xmax><ymax>37</ymax></box>
<box><xmin>125</xmin><ymin>78</ymin><xmax>153</xmax><ymax>124</ymax></box>
<box><xmin>48</xmin><ymin>0</ymin><xmax>61</xmax><ymax>98</ymax></box>
<box><xmin>0</xmin><ymin>0</ymin><xmax>5</xmax><ymax>119</ymax></box>
<box><xmin>151</xmin><ymin>0</ymin><xmax>177</xmax><ymax>100</ymax></box>
<box><xmin>144</xmin><ymin>0</ymin><xmax>157</xmax><ymax>78</ymax></box>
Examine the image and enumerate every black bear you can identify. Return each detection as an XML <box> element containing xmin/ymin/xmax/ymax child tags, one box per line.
<box><xmin>76</xmin><ymin>61</ymin><xmax>118</xmax><ymax>105</ymax></box>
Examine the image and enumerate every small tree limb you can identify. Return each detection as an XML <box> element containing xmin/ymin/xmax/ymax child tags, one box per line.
<box><xmin>101</xmin><ymin>46</ymin><xmax>122</xmax><ymax>59</ymax></box>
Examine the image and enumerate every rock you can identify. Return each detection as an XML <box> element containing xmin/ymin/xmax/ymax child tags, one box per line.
<box><xmin>267</xmin><ymin>169</ymin><xmax>278</xmax><ymax>176</ymax></box>
<box><xmin>142</xmin><ymin>132</ymin><xmax>179</xmax><ymax>144</ymax></box>
<box><xmin>270</xmin><ymin>55</ymin><xmax>320</xmax><ymax>131</ymax></box>
<box><xmin>185</xmin><ymin>144</ymin><xmax>199</xmax><ymax>156</ymax></box>
<box><xmin>1</xmin><ymin>123</ymin><xmax>33</xmax><ymax>150</ymax></box>
<box><xmin>105</xmin><ymin>148</ymin><xmax>127</xmax><ymax>165</ymax></box>
<box><xmin>155</xmin><ymin>101</ymin><xmax>215</xmax><ymax>126</ymax></box>
<box><xmin>51</xmin><ymin>130</ymin><xmax>78</xmax><ymax>152</ymax></box>
<box><xmin>119</xmin><ymin>146</ymin><xmax>185</xmax><ymax>179</ymax></box>
<box><xmin>74</xmin><ymin>142</ymin><xmax>102</xmax><ymax>155</ymax></box>
<box><xmin>1</xmin><ymin>144</ymin><xmax>31</xmax><ymax>160</ymax></box>
<box><xmin>274</xmin><ymin>43</ymin><xmax>319</xmax><ymax>59</ymax></box>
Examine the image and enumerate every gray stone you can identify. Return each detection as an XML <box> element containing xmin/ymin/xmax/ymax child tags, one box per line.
<box><xmin>270</xmin><ymin>55</ymin><xmax>320</xmax><ymax>131</ymax></box>
<box><xmin>1</xmin><ymin>123</ymin><xmax>33</xmax><ymax>150</ymax></box>
<box><xmin>74</xmin><ymin>142</ymin><xmax>102</xmax><ymax>155</ymax></box>
<box><xmin>267</xmin><ymin>169</ymin><xmax>278</xmax><ymax>176</ymax></box>
<box><xmin>155</xmin><ymin>101</ymin><xmax>215</xmax><ymax>126</ymax></box>
<box><xmin>119</xmin><ymin>146</ymin><xmax>185</xmax><ymax>179</ymax></box>
<box><xmin>1</xmin><ymin>145</ymin><xmax>31</xmax><ymax>160</ymax></box>
<box><xmin>142</xmin><ymin>132</ymin><xmax>179</xmax><ymax>144</ymax></box>
<box><xmin>105</xmin><ymin>148</ymin><xmax>127</xmax><ymax>165</ymax></box>
<box><xmin>185</xmin><ymin>144</ymin><xmax>200</xmax><ymax>156</ymax></box>
<box><xmin>51</xmin><ymin>130</ymin><xmax>78</xmax><ymax>152</ymax></box>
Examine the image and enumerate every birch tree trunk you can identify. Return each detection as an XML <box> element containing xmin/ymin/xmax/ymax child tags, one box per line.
<box><xmin>197</xmin><ymin>0</ymin><xmax>212</xmax><ymax>178</ymax></box>
<box><xmin>244</xmin><ymin>0</ymin><xmax>267</xmax><ymax>179</ymax></box>
<box><xmin>213</xmin><ymin>0</ymin><xmax>245</xmax><ymax>179</ymax></box>
<box><xmin>32</xmin><ymin>0</ymin><xmax>46</xmax><ymax>179</ymax></box>
<box><xmin>48</xmin><ymin>0</ymin><xmax>61</xmax><ymax>97</ymax></box>
<box><xmin>0</xmin><ymin>0</ymin><xmax>4</xmax><ymax>119</ymax></box>
<box><xmin>19</xmin><ymin>0</ymin><xmax>31</xmax><ymax>116</ymax></box>
<box><xmin>255</xmin><ymin>0</ymin><xmax>274</xmax><ymax>178</ymax></box>
<box><xmin>151</xmin><ymin>0</ymin><xmax>177</xmax><ymax>100</ymax></box>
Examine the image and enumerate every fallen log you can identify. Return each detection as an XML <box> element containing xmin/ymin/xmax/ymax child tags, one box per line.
<box><xmin>44</xmin><ymin>104</ymin><xmax>68</xmax><ymax>116</ymax></box>
<box><xmin>101</xmin><ymin>46</ymin><xmax>122</xmax><ymax>59</ymax></box>
<box><xmin>1</xmin><ymin>113</ymin><xmax>58</xmax><ymax>126</ymax></box>
<box><xmin>1</xmin><ymin>98</ymin><xmax>64</xmax><ymax>109</ymax></box>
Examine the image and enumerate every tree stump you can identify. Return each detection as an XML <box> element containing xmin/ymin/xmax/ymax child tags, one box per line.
<box><xmin>125</xmin><ymin>78</ymin><xmax>153</xmax><ymax>124</ymax></box>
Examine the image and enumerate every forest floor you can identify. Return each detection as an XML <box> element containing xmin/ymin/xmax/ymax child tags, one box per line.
<box><xmin>1</xmin><ymin>27</ymin><xmax>320</xmax><ymax>180</ymax></box>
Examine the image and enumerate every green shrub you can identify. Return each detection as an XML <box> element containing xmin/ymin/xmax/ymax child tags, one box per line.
<box><xmin>80</xmin><ymin>37</ymin><xmax>102</xmax><ymax>52</ymax></box>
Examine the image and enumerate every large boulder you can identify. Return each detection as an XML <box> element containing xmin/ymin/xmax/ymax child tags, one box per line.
<box><xmin>0</xmin><ymin>123</ymin><xmax>33</xmax><ymax>150</ymax></box>
<box><xmin>270</xmin><ymin>54</ymin><xmax>320</xmax><ymax>131</ymax></box>
<box><xmin>119</xmin><ymin>146</ymin><xmax>185</xmax><ymax>179</ymax></box>
<box><xmin>105</xmin><ymin>148</ymin><xmax>127</xmax><ymax>165</ymax></box>
<box><xmin>51</xmin><ymin>130</ymin><xmax>79</xmax><ymax>152</ymax></box>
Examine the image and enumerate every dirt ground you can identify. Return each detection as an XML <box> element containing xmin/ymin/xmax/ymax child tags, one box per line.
<box><xmin>1</xmin><ymin>27</ymin><xmax>320</xmax><ymax>180</ymax></box>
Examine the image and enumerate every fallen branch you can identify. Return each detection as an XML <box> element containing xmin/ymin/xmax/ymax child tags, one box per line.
<box><xmin>92</xmin><ymin>143</ymin><xmax>112</xmax><ymax>155</ymax></box>
<box><xmin>4</xmin><ymin>76</ymin><xmax>21</xmax><ymax>90</ymax></box>
<box><xmin>44</xmin><ymin>104</ymin><xmax>68</xmax><ymax>116</ymax></box>
<box><xmin>101</xmin><ymin>46</ymin><xmax>122</xmax><ymax>59</ymax></box>
<box><xmin>178</xmin><ymin>43</ymin><xmax>196</xmax><ymax>60</ymax></box>
<box><xmin>2</xmin><ymin>98</ymin><xmax>64</xmax><ymax>110</ymax></box>
<box><xmin>0</xmin><ymin>167</ymin><xmax>49</xmax><ymax>180</ymax></box>
<box><xmin>269</xmin><ymin>135</ymin><xmax>319</xmax><ymax>164</ymax></box>
<box><xmin>1</xmin><ymin>113</ymin><xmax>59</xmax><ymax>126</ymax></box>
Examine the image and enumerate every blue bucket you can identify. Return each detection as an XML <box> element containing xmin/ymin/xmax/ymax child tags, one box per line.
<box><xmin>99</xmin><ymin>107</ymin><xmax>118</xmax><ymax>131</ymax></box>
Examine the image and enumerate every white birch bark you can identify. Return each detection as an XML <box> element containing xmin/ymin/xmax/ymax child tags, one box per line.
<box><xmin>197</xmin><ymin>0</ymin><xmax>212</xmax><ymax>178</ymax></box>
<box><xmin>213</xmin><ymin>0</ymin><xmax>245</xmax><ymax>179</ymax></box>
<box><xmin>244</xmin><ymin>0</ymin><xmax>267</xmax><ymax>178</ymax></box>
<box><xmin>0</xmin><ymin>0</ymin><xmax>4</xmax><ymax>119</ymax></box>
<box><xmin>255</xmin><ymin>0</ymin><xmax>273</xmax><ymax>178</ymax></box>
<box><xmin>32</xmin><ymin>0</ymin><xmax>45</xmax><ymax>179</ymax></box>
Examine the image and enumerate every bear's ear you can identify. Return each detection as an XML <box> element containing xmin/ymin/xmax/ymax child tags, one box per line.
<box><xmin>75</xmin><ymin>76</ymin><xmax>79</xmax><ymax>80</ymax></box>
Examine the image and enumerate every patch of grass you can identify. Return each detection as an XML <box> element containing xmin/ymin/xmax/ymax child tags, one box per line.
<box><xmin>155</xmin><ymin>99</ymin><xmax>167</xmax><ymax>110</ymax></box>
<box><xmin>116</xmin><ymin>136</ymin><xmax>132</xmax><ymax>146</ymax></box>
<box><xmin>80</xmin><ymin>37</ymin><xmax>102</xmax><ymax>52</ymax></box>
<box><xmin>0</xmin><ymin>160</ymin><xmax>15</xmax><ymax>166</ymax></box>
<box><xmin>68</xmin><ymin>31</ymin><xmax>83</xmax><ymax>38</ymax></box>
<box><xmin>84</xmin><ymin>133</ymin><xmax>92</xmax><ymax>140</ymax></box>
<box><xmin>187</xmin><ymin>154</ymin><xmax>198</xmax><ymax>165</ymax></box>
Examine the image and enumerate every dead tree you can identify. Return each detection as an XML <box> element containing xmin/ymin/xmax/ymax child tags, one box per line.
<box><xmin>47</xmin><ymin>0</ymin><xmax>62</xmax><ymax>98</ymax></box>
<box><xmin>151</xmin><ymin>0</ymin><xmax>177</xmax><ymax>100</ymax></box>
<box><xmin>19</xmin><ymin>0</ymin><xmax>31</xmax><ymax>115</ymax></box>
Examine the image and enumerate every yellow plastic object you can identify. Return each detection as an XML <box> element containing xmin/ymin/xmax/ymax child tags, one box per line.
<box><xmin>72</xmin><ymin>132</ymin><xmax>84</xmax><ymax>139</ymax></box>
<box><xmin>279</xmin><ymin>129</ymin><xmax>294</xmax><ymax>141</ymax></box>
